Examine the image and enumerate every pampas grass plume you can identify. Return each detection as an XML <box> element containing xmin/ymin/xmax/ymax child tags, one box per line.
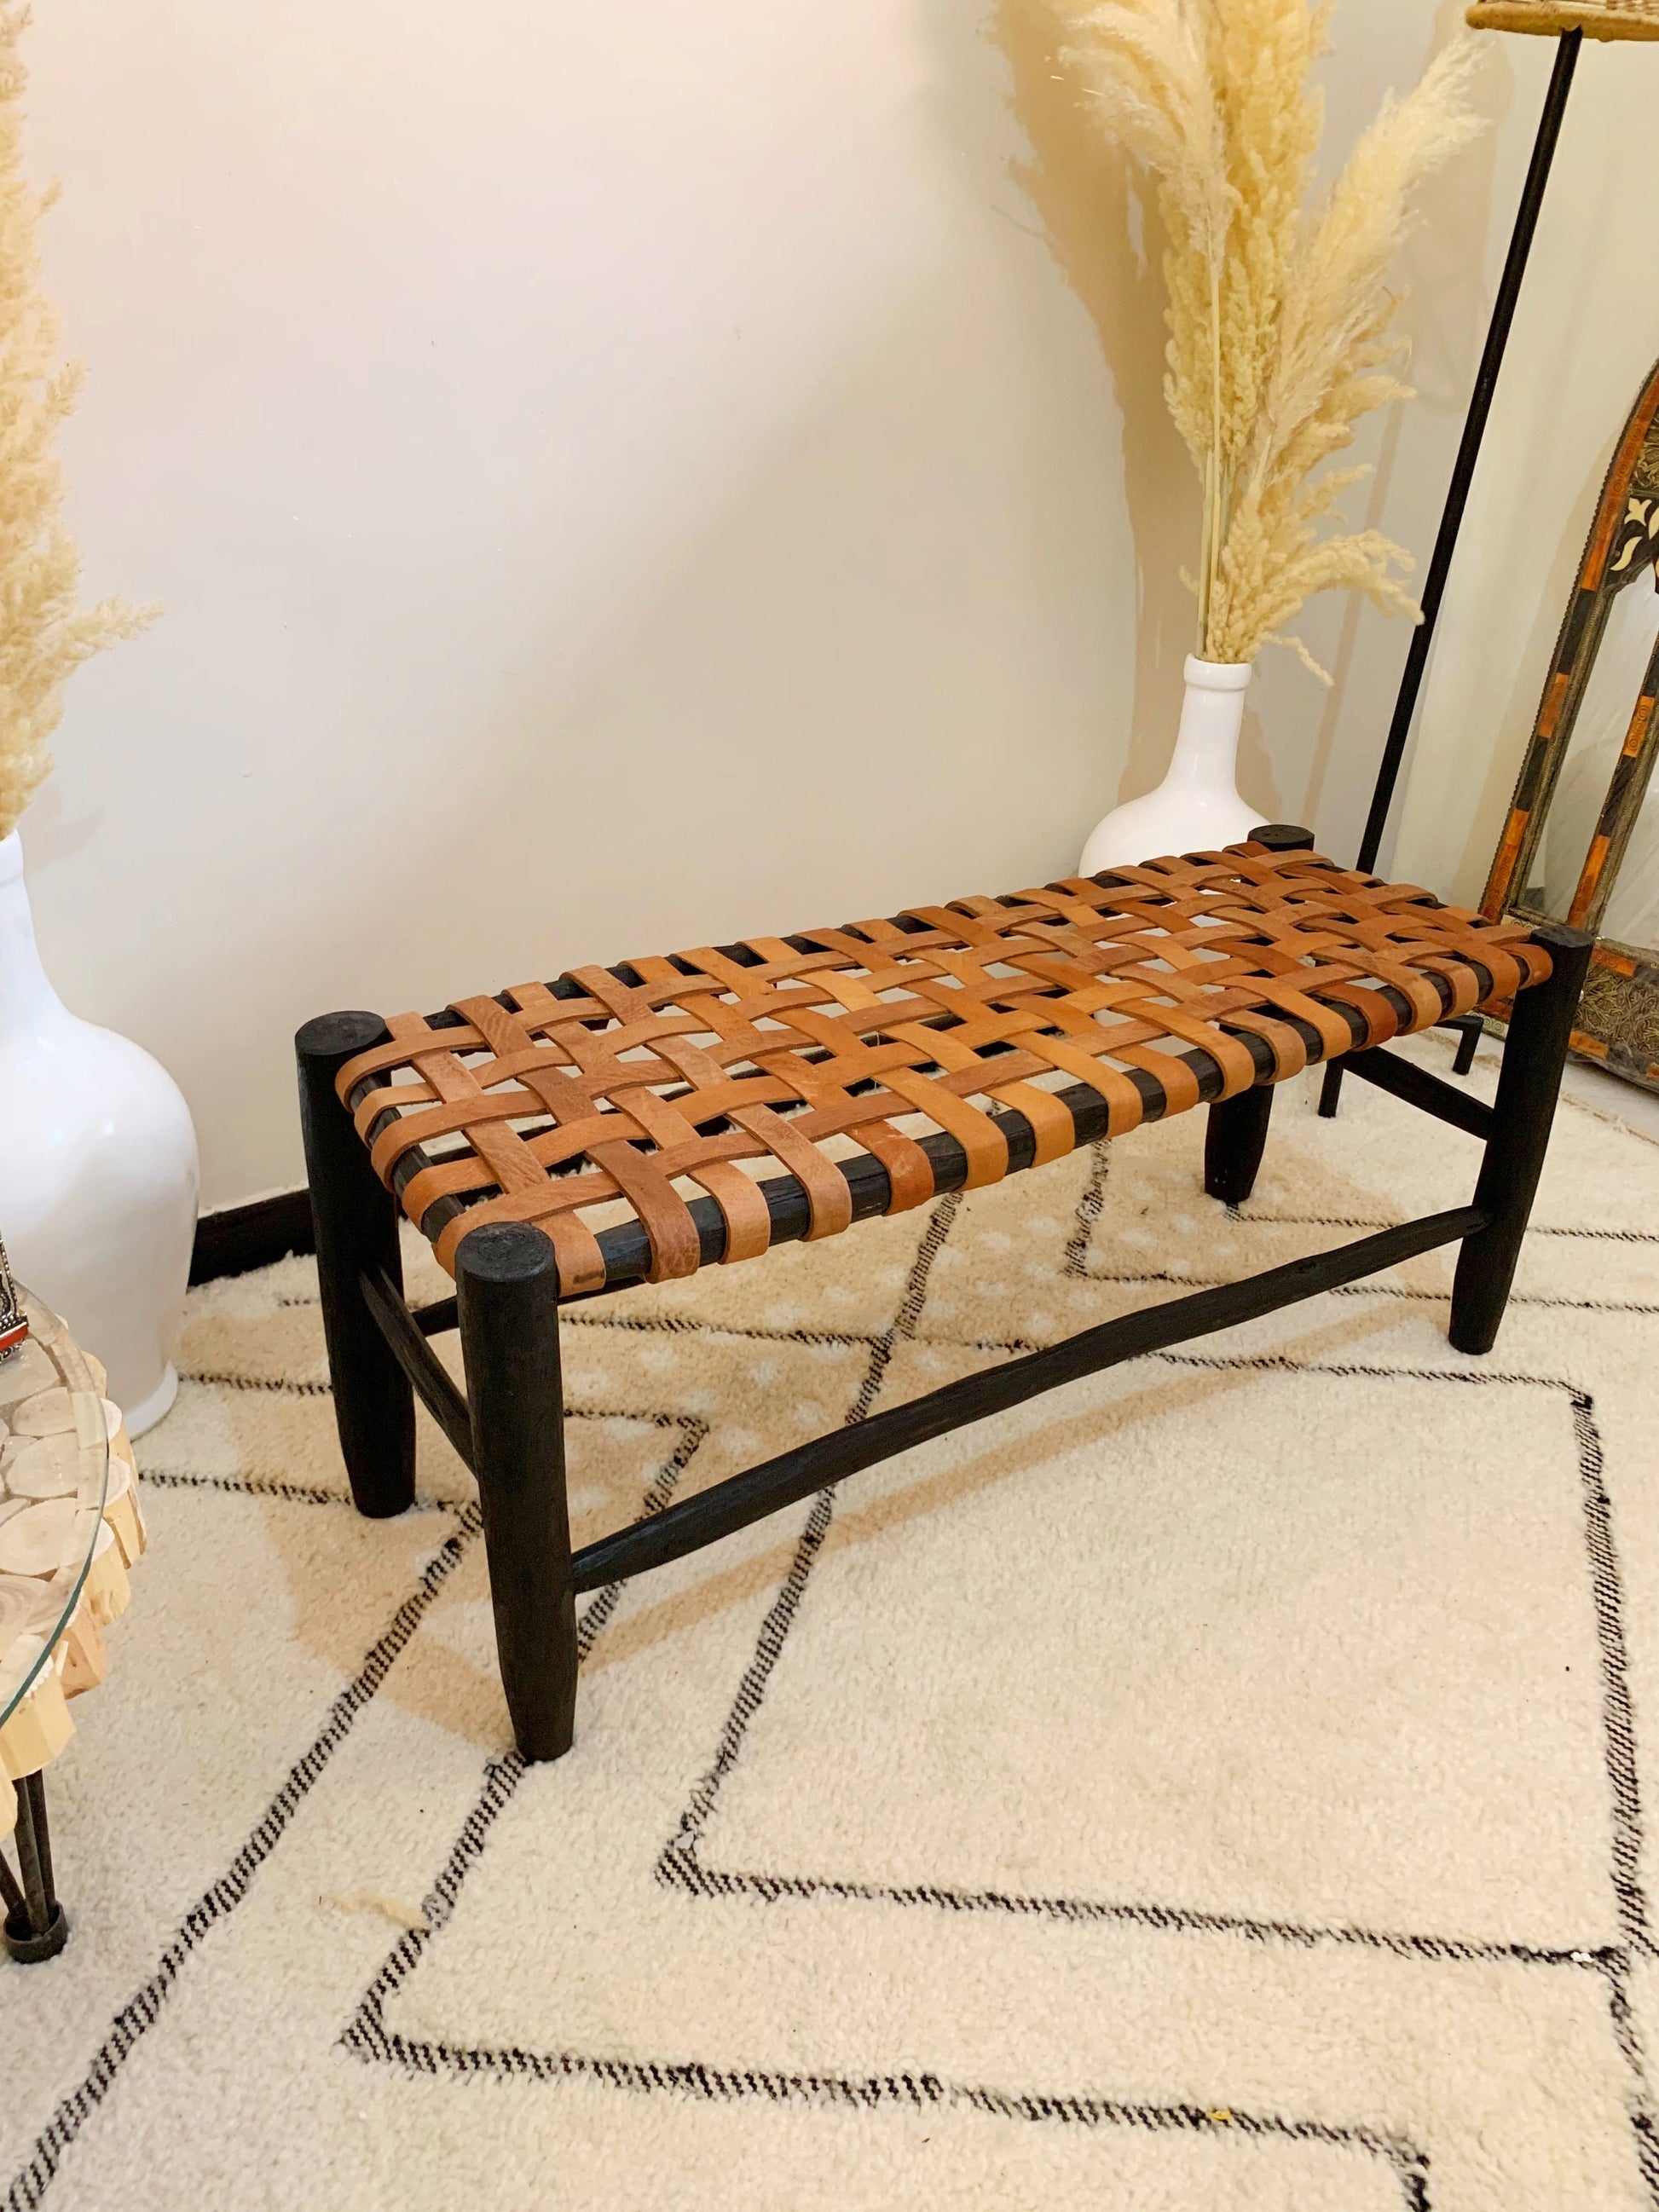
<box><xmin>0</xmin><ymin>4</ymin><xmax>156</xmax><ymax>840</ymax></box>
<box><xmin>1055</xmin><ymin>0</ymin><xmax>1487</xmax><ymax>675</ymax></box>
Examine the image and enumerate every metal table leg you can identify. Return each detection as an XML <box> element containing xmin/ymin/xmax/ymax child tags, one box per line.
<box><xmin>3</xmin><ymin>1772</ymin><xmax>69</xmax><ymax>1962</ymax></box>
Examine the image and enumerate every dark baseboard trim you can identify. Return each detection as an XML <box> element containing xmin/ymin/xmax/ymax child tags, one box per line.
<box><xmin>190</xmin><ymin>1188</ymin><xmax>315</xmax><ymax>1285</ymax></box>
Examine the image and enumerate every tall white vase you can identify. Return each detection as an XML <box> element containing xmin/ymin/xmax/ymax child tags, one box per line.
<box><xmin>1079</xmin><ymin>656</ymin><xmax>1271</xmax><ymax>875</ymax></box>
<box><xmin>0</xmin><ymin>830</ymin><xmax>198</xmax><ymax>1435</ymax></box>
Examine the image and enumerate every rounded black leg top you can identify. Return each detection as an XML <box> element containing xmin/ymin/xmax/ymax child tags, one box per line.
<box><xmin>295</xmin><ymin>1011</ymin><xmax>392</xmax><ymax>1066</ymax></box>
<box><xmin>454</xmin><ymin>1221</ymin><xmax>560</xmax><ymax>1290</ymax></box>
<box><xmin>1249</xmin><ymin>823</ymin><xmax>1316</xmax><ymax>853</ymax></box>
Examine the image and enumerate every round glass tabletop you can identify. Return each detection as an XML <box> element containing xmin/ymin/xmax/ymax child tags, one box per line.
<box><xmin>0</xmin><ymin>1288</ymin><xmax>113</xmax><ymax>1730</ymax></box>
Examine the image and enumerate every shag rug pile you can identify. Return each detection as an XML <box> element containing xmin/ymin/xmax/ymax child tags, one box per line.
<box><xmin>6</xmin><ymin>1032</ymin><xmax>1659</xmax><ymax>2212</ymax></box>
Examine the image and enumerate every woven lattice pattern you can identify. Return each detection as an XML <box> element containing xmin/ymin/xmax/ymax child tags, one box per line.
<box><xmin>336</xmin><ymin>843</ymin><xmax>1549</xmax><ymax>1293</ymax></box>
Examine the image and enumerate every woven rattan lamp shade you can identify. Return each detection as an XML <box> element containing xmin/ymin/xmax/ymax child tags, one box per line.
<box><xmin>1467</xmin><ymin>0</ymin><xmax>1659</xmax><ymax>34</ymax></box>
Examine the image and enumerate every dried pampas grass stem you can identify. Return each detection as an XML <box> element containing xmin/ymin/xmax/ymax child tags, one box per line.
<box><xmin>1055</xmin><ymin>0</ymin><xmax>1487</xmax><ymax>676</ymax></box>
<box><xmin>0</xmin><ymin>4</ymin><xmax>156</xmax><ymax>841</ymax></box>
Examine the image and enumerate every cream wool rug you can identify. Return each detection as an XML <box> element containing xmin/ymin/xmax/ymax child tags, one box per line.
<box><xmin>6</xmin><ymin>1032</ymin><xmax>1659</xmax><ymax>2212</ymax></box>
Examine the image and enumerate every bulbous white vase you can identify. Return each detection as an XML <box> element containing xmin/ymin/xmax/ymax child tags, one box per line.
<box><xmin>0</xmin><ymin>830</ymin><xmax>198</xmax><ymax>1435</ymax></box>
<box><xmin>1079</xmin><ymin>656</ymin><xmax>1270</xmax><ymax>875</ymax></box>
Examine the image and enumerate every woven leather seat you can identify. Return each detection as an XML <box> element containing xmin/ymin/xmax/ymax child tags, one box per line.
<box><xmin>333</xmin><ymin>839</ymin><xmax>1549</xmax><ymax>1299</ymax></box>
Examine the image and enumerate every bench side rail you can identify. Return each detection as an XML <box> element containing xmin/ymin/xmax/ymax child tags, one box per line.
<box><xmin>367</xmin><ymin>1204</ymin><xmax>1484</xmax><ymax>1586</ymax></box>
<box><xmin>562</xmin><ymin>1206</ymin><xmax>1482</xmax><ymax>1591</ymax></box>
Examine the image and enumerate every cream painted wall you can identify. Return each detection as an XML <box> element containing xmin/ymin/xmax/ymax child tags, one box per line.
<box><xmin>9</xmin><ymin>1</ymin><xmax>1626</xmax><ymax>1210</ymax></box>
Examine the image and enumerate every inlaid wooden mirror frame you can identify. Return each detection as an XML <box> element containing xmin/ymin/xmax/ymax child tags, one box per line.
<box><xmin>1483</xmin><ymin>355</ymin><xmax>1659</xmax><ymax>1091</ymax></box>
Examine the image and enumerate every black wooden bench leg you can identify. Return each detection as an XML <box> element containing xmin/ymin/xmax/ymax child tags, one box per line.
<box><xmin>456</xmin><ymin>1224</ymin><xmax>577</xmax><ymax>1764</ymax></box>
<box><xmin>296</xmin><ymin>1014</ymin><xmax>416</xmax><ymax>1519</ymax></box>
<box><xmin>1317</xmin><ymin>1062</ymin><xmax>1345</xmax><ymax>1118</ymax></box>
<box><xmin>1449</xmin><ymin>921</ymin><xmax>1593</xmax><ymax>1355</ymax></box>
<box><xmin>1205</xmin><ymin>1085</ymin><xmax>1274</xmax><ymax>1207</ymax></box>
<box><xmin>1448</xmin><ymin>1013</ymin><xmax>1483</xmax><ymax>1077</ymax></box>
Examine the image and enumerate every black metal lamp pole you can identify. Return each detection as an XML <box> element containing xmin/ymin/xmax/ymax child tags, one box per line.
<box><xmin>1320</xmin><ymin>29</ymin><xmax>1582</xmax><ymax>1117</ymax></box>
<box><xmin>1356</xmin><ymin>30</ymin><xmax>1581</xmax><ymax>875</ymax></box>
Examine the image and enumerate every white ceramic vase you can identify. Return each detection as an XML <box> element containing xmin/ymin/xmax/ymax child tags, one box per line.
<box><xmin>0</xmin><ymin>830</ymin><xmax>198</xmax><ymax>1435</ymax></box>
<box><xmin>1079</xmin><ymin>656</ymin><xmax>1270</xmax><ymax>875</ymax></box>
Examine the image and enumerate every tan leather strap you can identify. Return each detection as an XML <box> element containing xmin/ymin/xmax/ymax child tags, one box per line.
<box><xmin>332</xmin><ymin>842</ymin><xmax>1551</xmax><ymax>1288</ymax></box>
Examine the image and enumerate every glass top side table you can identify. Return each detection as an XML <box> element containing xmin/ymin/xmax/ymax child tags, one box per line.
<box><xmin>0</xmin><ymin>1284</ymin><xmax>117</xmax><ymax>1963</ymax></box>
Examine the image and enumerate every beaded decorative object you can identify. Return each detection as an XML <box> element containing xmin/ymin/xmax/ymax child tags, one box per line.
<box><xmin>1467</xmin><ymin>0</ymin><xmax>1659</xmax><ymax>37</ymax></box>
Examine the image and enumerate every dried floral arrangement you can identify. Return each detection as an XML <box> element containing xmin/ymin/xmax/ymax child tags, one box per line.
<box><xmin>1054</xmin><ymin>0</ymin><xmax>1487</xmax><ymax>677</ymax></box>
<box><xmin>0</xmin><ymin>4</ymin><xmax>155</xmax><ymax>842</ymax></box>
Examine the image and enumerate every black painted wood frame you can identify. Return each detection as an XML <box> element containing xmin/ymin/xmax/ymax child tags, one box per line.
<box><xmin>295</xmin><ymin>840</ymin><xmax>1593</xmax><ymax>1763</ymax></box>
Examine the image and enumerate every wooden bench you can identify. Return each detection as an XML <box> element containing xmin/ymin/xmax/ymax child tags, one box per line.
<box><xmin>296</xmin><ymin>829</ymin><xmax>1590</xmax><ymax>1762</ymax></box>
